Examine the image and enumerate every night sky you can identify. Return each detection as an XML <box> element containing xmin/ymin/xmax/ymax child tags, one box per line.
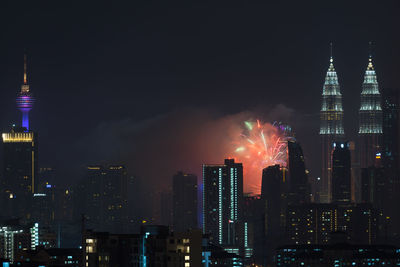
<box><xmin>0</xmin><ymin>2</ymin><xmax>399</xmax><ymax>194</ymax></box>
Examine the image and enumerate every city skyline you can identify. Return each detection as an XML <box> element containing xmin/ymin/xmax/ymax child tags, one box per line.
<box><xmin>0</xmin><ymin>2</ymin><xmax>399</xmax><ymax>195</ymax></box>
<box><xmin>0</xmin><ymin>2</ymin><xmax>399</xmax><ymax>265</ymax></box>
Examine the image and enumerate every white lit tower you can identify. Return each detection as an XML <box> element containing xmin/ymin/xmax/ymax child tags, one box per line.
<box><xmin>319</xmin><ymin>45</ymin><xmax>345</xmax><ymax>203</ymax></box>
<box><xmin>359</xmin><ymin>52</ymin><xmax>382</xmax><ymax>168</ymax></box>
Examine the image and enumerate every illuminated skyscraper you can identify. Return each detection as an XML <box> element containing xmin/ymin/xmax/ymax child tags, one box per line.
<box><xmin>16</xmin><ymin>54</ymin><xmax>35</xmax><ymax>131</ymax></box>
<box><xmin>359</xmin><ymin>55</ymin><xmax>382</xmax><ymax>168</ymax></box>
<box><xmin>2</xmin><ymin>127</ymin><xmax>38</xmax><ymax>221</ymax></box>
<box><xmin>320</xmin><ymin>47</ymin><xmax>345</xmax><ymax>203</ymax></box>
<box><xmin>202</xmin><ymin>159</ymin><xmax>243</xmax><ymax>249</ymax></box>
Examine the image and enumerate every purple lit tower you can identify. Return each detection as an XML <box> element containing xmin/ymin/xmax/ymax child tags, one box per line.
<box><xmin>16</xmin><ymin>54</ymin><xmax>35</xmax><ymax>131</ymax></box>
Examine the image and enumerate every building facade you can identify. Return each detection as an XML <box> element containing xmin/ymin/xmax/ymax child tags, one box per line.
<box><xmin>286</xmin><ymin>203</ymin><xmax>377</xmax><ymax>246</ymax></box>
<box><xmin>202</xmin><ymin>159</ymin><xmax>243</xmax><ymax>250</ymax></box>
<box><xmin>83</xmin><ymin>226</ymin><xmax>202</xmax><ymax>267</ymax></box>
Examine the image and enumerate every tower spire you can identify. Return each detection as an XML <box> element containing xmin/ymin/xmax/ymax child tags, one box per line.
<box><xmin>23</xmin><ymin>53</ymin><xmax>27</xmax><ymax>85</ymax></box>
<box><xmin>328</xmin><ymin>43</ymin><xmax>335</xmax><ymax>72</ymax></box>
<box><xmin>367</xmin><ymin>42</ymin><xmax>374</xmax><ymax>70</ymax></box>
<box><xmin>369</xmin><ymin>41</ymin><xmax>372</xmax><ymax>60</ymax></box>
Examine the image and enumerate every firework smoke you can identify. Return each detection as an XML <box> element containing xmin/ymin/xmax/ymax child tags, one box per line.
<box><xmin>233</xmin><ymin>120</ymin><xmax>291</xmax><ymax>194</ymax></box>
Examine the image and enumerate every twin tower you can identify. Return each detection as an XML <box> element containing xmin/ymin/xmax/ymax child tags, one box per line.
<box><xmin>319</xmin><ymin>47</ymin><xmax>382</xmax><ymax>203</ymax></box>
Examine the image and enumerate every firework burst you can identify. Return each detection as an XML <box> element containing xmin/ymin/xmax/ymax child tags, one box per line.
<box><xmin>233</xmin><ymin>120</ymin><xmax>290</xmax><ymax>194</ymax></box>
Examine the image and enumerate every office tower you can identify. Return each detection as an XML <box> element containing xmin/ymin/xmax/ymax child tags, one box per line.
<box><xmin>320</xmin><ymin>50</ymin><xmax>345</xmax><ymax>203</ymax></box>
<box><xmin>381</xmin><ymin>88</ymin><xmax>400</xmax><ymax>236</ymax></box>
<box><xmin>260</xmin><ymin>164</ymin><xmax>287</xmax><ymax>265</ymax></box>
<box><xmin>103</xmin><ymin>165</ymin><xmax>128</xmax><ymax>232</ymax></box>
<box><xmin>361</xmin><ymin>166</ymin><xmax>390</xmax><ymax>241</ymax></box>
<box><xmin>361</xmin><ymin>167</ymin><xmax>386</xmax><ymax>208</ymax></box>
<box><xmin>1</xmin><ymin>126</ymin><xmax>38</xmax><ymax>221</ymax></box>
<box><xmin>172</xmin><ymin>172</ymin><xmax>198</xmax><ymax>232</ymax></box>
<box><xmin>80</xmin><ymin>165</ymin><xmax>129</xmax><ymax>233</ymax></box>
<box><xmin>287</xmin><ymin>140</ymin><xmax>309</xmax><ymax>205</ymax></box>
<box><xmin>202</xmin><ymin>159</ymin><xmax>243</xmax><ymax>249</ymax></box>
<box><xmin>349</xmin><ymin>141</ymin><xmax>361</xmax><ymax>202</ymax></box>
<box><xmin>359</xmin><ymin>56</ymin><xmax>382</xmax><ymax>168</ymax></box>
<box><xmin>331</xmin><ymin>142</ymin><xmax>351</xmax><ymax>203</ymax></box>
<box><xmin>80</xmin><ymin>165</ymin><xmax>104</xmax><ymax>225</ymax></box>
<box><xmin>261</xmin><ymin>165</ymin><xmax>286</xmax><ymax>238</ymax></box>
<box><xmin>16</xmin><ymin>54</ymin><xmax>35</xmax><ymax>131</ymax></box>
<box><xmin>382</xmin><ymin>88</ymin><xmax>400</xmax><ymax>173</ymax></box>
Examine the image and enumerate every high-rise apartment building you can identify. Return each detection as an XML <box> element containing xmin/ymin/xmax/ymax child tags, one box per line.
<box><xmin>286</xmin><ymin>203</ymin><xmax>377</xmax><ymax>245</ymax></box>
<box><xmin>320</xmin><ymin>51</ymin><xmax>345</xmax><ymax>203</ymax></box>
<box><xmin>172</xmin><ymin>171</ymin><xmax>198</xmax><ymax>232</ymax></box>
<box><xmin>202</xmin><ymin>159</ymin><xmax>243</xmax><ymax>249</ymax></box>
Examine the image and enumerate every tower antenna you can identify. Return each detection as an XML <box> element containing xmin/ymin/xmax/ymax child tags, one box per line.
<box><xmin>369</xmin><ymin>41</ymin><xmax>373</xmax><ymax>61</ymax></box>
<box><xmin>330</xmin><ymin>42</ymin><xmax>333</xmax><ymax>63</ymax></box>
<box><xmin>23</xmin><ymin>52</ymin><xmax>27</xmax><ymax>85</ymax></box>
